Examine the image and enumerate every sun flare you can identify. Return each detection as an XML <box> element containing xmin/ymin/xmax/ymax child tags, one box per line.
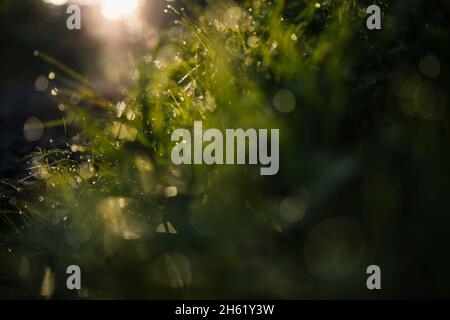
<box><xmin>100</xmin><ymin>0</ymin><xmax>140</xmax><ymax>20</ymax></box>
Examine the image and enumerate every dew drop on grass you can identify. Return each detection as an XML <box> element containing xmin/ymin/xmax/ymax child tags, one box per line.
<box><xmin>273</xmin><ymin>88</ymin><xmax>296</xmax><ymax>113</ymax></box>
<box><xmin>247</xmin><ymin>35</ymin><xmax>259</xmax><ymax>48</ymax></box>
<box><xmin>23</xmin><ymin>117</ymin><xmax>44</xmax><ymax>142</ymax></box>
<box><xmin>418</xmin><ymin>53</ymin><xmax>440</xmax><ymax>78</ymax></box>
<box><xmin>116</xmin><ymin>101</ymin><xmax>127</xmax><ymax>118</ymax></box>
<box><xmin>164</xmin><ymin>186</ymin><xmax>178</xmax><ymax>197</ymax></box>
<box><xmin>34</xmin><ymin>76</ymin><xmax>48</xmax><ymax>92</ymax></box>
<box><xmin>280</xmin><ymin>196</ymin><xmax>306</xmax><ymax>224</ymax></box>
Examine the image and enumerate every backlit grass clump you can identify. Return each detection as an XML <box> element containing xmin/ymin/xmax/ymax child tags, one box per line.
<box><xmin>3</xmin><ymin>0</ymin><xmax>421</xmax><ymax>298</ymax></box>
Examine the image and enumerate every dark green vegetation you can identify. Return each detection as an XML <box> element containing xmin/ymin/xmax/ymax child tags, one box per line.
<box><xmin>1</xmin><ymin>0</ymin><xmax>450</xmax><ymax>298</ymax></box>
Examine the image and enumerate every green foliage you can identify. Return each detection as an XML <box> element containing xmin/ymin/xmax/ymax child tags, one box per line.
<box><xmin>2</xmin><ymin>0</ymin><xmax>450</xmax><ymax>298</ymax></box>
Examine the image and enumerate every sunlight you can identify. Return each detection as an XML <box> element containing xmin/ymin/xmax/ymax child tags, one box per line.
<box><xmin>41</xmin><ymin>0</ymin><xmax>141</xmax><ymax>19</ymax></box>
<box><xmin>43</xmin><ymin>0</ymin><xmax>68</xmax><ymax>5</ymax></box>
<box><xmin>100</xmin><ymin>0</ymin><xmax>140</xmax><ymax>20</ymax></box>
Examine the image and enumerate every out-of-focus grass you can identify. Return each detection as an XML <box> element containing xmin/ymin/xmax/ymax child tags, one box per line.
<box><xmin>2</xmin><ymin>0</ymin><xmax>450</xmax><ymax>299</ymax></box>
<box><xmin>0</xmin><ymin>0</ymin><xmax>382</xmax><ymax>298</ymax></box>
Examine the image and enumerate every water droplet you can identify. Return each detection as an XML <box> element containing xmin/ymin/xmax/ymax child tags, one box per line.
<box><xmin>23</xmin><ymin>117</ymin><xmax>44</xmax><ymax>142</ymax></box>
<box><xmin>34</xmin><ymin>75</ymin><xmax>48</xmax><ymax>92</ymax></box>
<box><xmin>247</xmin><ymin>35</ymin><xmax>259</xmax><ymax>48</ymax></box>
<box><xmin>164</xmin><ymin>186</ymin><xmax>178</xmax><ymax>197</ymax></box>
<box><xmin>280</xmin><ymin>196</ymin><xmax>306</xmax><ymax>224</ymax></box>
<box><xmin>418</xmin><ymin>53</ymin><xmax>440</xmax><ymax>78</ymax></box>
<box><xmin>273</xmin><ymin>89</ymin><xmax>296</xmax><ymax>112</ymax></box>
<box><xmin>304</xmin><ymin>217</ymin><xmax>365</xmax><ymax>280</ymax></box>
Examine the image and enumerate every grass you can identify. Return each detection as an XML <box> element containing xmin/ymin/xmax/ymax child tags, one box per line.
<box><xmin>4</xmin><ymin>0</ymin><xmax>432</xmax><ymax>298</ymax></box>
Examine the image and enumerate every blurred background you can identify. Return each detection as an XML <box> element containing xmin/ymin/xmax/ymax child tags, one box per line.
<box><xmin>1</xmin><ymin>0</ymin><xmax>165</xmax><ymax>175</ymax></box>
<box><xmin>1</xmin><ymin>0</ymin><xmax>450</xmax><ymax>299</ymax></box>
